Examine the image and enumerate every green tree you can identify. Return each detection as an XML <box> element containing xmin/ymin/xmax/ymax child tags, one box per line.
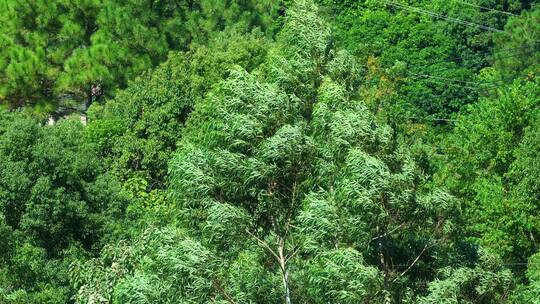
<box><xmin>438</xmin><ymin>79</ymin><xmax>540</xmax><ymax>263</ymax></box>
<box><xmin>167</xmin><ymin>2</ymin><xmax>460</xmax><ymax>302</ymax></box>
<box><xmin>417</xmin><ymin>249</ymin><xmax>513</xmax><ymax>304</ymax></box>
<box><xmin>315</xmin><ymin>0</ymin><xmax>533</xmax><ymax>121</ymax></box>
<box><xmin>87</xmin><ymin>28</ymin><xmax>270</xmax><ymax>187</ymax></box>
<box><xmin>70</xmin><ymin>227</ymin><xmax>217</xmax><ymax>304</ymax></box>
<box><xmin>0</xmin><ymin>0</ymin><xmax>101</xmax><ymax>112</ymax></box>
<box><xmin>492</xmin><ymin>5</ymin><xmax>540</xmax><ymax>79</ymax></box>
<box><xmin>511</xmin><ymin>252</ymin><xmax>540</xmax><ymax>303</ymax></box>
<box><xmin>0</xmin><ymin>111</ymin><xmax>128</xmax><ymax>302</ymax></box>
<box><xmin>0</xmin><ymin>0</ymin><xmax>282</xmax><ymax>112</ymax></box>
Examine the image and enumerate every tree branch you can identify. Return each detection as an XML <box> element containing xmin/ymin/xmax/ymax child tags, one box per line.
<box><xmin>285</xmin><ymin>245</ymin><xmax>301</xmax><ymax>264</ymax></box>
<box><xmin>213</xmin><ymin>279</ymin><xmax>238</xmax><ymax>304</ymax></box>
<box><xmin>393</xmin><ymin>243</ymin><xmax>433</xmax><ymax>281</ymax></box>
<box><xmin>283</xmin><ymin>181</ymin><xmax>298</xmax><ymax>240</ymax></box>
<box><xmin>246</xmin><ymin>229</ymin><xmax>280</xmax><ymax>262</ymax></box>
<box><xmin>371</xmin><ymin>223</ymin><xmax>406</xmax><ymax>241</ymax></box>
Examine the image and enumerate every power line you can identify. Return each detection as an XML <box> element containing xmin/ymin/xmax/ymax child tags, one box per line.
<box><xmin>406</xmin><ymin>116</ymin><xmax>459</xmax><ymax>123</ymax></box>
<box><xmin>445</xmin><ymin>43</ymin><xmax>538</xmax><ymax>65</ymax></box>
<box><xmin>383</xmin><ymin>0</ymin><xmax>506</xmax><ymax>33</ymax></box>
<box><xmin>361</xmin><ymin>65</ymin><xmax>537</xmax><ymax>95</ymax></box>
<box><xmin>404</xmin><ymin>45</ymin><xmax>531</xmax><ymax>70</ymax></box>
<box><xmin>418</xmin><ymin>46</ymin><xmax>540</xmax><ymax>76</ymax></box>
<box><xmin>368</xmin><ymin>0</ymin><xmax>540</xmax><ymax>77</ymax></box>
<box><xmin>388</xmin><ymin>48</ymin><xmax>540</xmax><ymax>90</ymax></box>
<box><xmin>402</xmin><ymin>50</ymin><xmax>540</xmax><ymax>88</ymax></box>
<box><xmin>401</xmin><ymin>74</ymin><xmax>538</xmax><ymax>129</ymax></box>
<box><xmin>406</xmin><ymin>70</ymin><xmax>537</xmax><ymax>94</ymax></box>
<box><xmin>408</xmin><ymin>72</ymin><xmax>497</xmax><ymax>88</ymax></box>
<box><xmin>389</xmin><ymin>262</ymin><xmax>529</xmax><ymax>268</ymax></box>
<box><xmin>385</xmin><ymin>0</ymin><xmax>505</xmax><ymax>33</ymax></box>
<box><xmin>451</xmin><ymin>0</ymin><xmax>518</xmax><ymax>17</ymax></box>
<box><xmin>361</xmin><ymin>44</ymin><xmax>539</xmax><ymax>85</ymax></box>
<box><xmin>360</xmin><ymin>2</ymin><xmax>538</xmax><ymax>99</ymax></box>
<box><xmin>362</xmin><ymin>45</ymin><xmax>539</xmax><ymax>80</ymax></box>
<box><xmin>398</xmin><ymin>73</ymin><xmax>537</xmax><ymax>125</ymax></box>
<box><xmin>407</xmin><ymin>74</ymin><xmax>490</xmax><ymax>92</ymax></box>
<box><xmin>363</xmin><ymin>1</ymin><xmax>536</xmax><ymax>126</ymax></box>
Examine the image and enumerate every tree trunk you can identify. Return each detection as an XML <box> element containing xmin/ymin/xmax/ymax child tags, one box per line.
<box><xmin>278</xmin><ymin>238</ymin><xmax>292</xmax><ymax>304</ymax></box>
<box><xmin>282</xmin><ymin>267</ymin><xmax>291</xmax><ymax>304</ymax></box>
<box><xmin>377</xmin><ymin>225</ymin><xmax>391</xmax><ymax>304</ymax></box>
<box><xmin>85</xmin><ymin>87</ymin><xmax>93</xmax><ymax>112</ymax></box>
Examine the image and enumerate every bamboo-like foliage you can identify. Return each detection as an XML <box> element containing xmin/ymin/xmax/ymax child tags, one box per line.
<box><xmin>166</xmin><ymin>1</ymin><xmax>463</xmax><ymax>303</ymax></box>
<box><xmin>3</xmin><ymin>0</ymin><xmax>536</xmax><ymax>303</ymax></box>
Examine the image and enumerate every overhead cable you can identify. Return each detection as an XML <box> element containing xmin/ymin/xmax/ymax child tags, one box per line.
<box><xmin>451</xmin><ymin>0</ymin><xmax>518</xmax><ymax>17</ymax></box>
<box><xmin>383</xmin><ymin>0</ymin><xmax>506</xmax><ymax>33</ymax></box>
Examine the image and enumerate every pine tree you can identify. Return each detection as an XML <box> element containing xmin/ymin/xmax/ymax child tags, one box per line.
<box><xmin>0</xmin><ymin>0</ymin><xmax>283</xmax><ymax>113</ymax></box>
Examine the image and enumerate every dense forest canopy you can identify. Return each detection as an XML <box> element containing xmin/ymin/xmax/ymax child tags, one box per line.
<box><xmin>0</xmin><ymin>0</ymin><xmax>539</xmax><ymax>303</ymax></box>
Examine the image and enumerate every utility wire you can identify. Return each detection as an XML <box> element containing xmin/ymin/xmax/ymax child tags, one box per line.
<box><xmin>409</xmin><ymin>73</ymin><xmax>496</xmax><ymax>90</ymax></box>
<box><xmin>372</xmin><ymin>42</ymin><xmax>540</xmax><ymax>70</ymax></box>
<box><xmin>363</xmin><ymin>1</ymin><xmax>535</xmax><ymax>125</ymax></box>
<box><xmin>410</xmin><ymin>68</ymin><xmax>537</xmax><ymax>88</ymax></box>
<box><xmin>448</xmin><ymin>43</ymin><xmax>538</xmax><ymax>64</ymax></box>
<box><xmin>379</xmin><ymin>43</ymin><xmax>537</xmax><ymax>70</ymax></box>
<box><xmin>387</xmin><ymin>49</ymin><xmax>540</xmax><ymax>89</ymax></box>
<box><xmin>361</xmin><ymin>46</ymin><xmax>537</xmax><ymax>75</ymax></box>
<box><xmin>369</xmin><ymin>0</ymin><xmax>539</xmax><ymax>81</ymax></box>
<box><xmin>407</xmin><ymin>72</ymin><xmax>497</xmax><ymax>88</ymax></box>
<box><xmin>407</xmin><ymin>46</ymin><xmax>538</xmax><ymax>76</ymax></box>
<box><xmin>406</xmin><ymin>75</ymin><xmax>490</xmax><ymax>91</ymax></box>
<box><xmin>406</xmin><ymin>116</ymin><xmax>459</xmax><ymax>122</ymax></box>
<box><xmin>383</xmin><ymin>0</ymin><xmax>506</xmax><ymax>33</ymax></box>
<box><xmin>400</xmin><ymin>71</ymin><xmax>537</xmax><ymax>123</ymax></box>
<box><xmin>361</xmin><ymin>66</ymin><xmax>537</xmax><ymax>95</ymax></box>
<box><xmin>361</xmin><ymin>44</ymin><xmax>539</xmax><ymax>82</ymax></box>
<box><xmin>404</xmin><ymin>69</ymin><xmax>535</xmax><ymax>89</ymax></box>
<box><xmin>408</xmin><ymin>65</ymin><xmax>538</xmax><ymax>90</ymax></box>
<box><xmin>399</xmin><ymin>71</ymin><xmax>537</xmax><ymax>125</ymax></box>
<box><xmin>451</xmin><ymin>0</ymin><xmax>518</xmax><ymax>17</ymax></box>
<box><xmin>390</xmin><ymin>262</ymin><xmax>529</xmax><ymax>268</ymax></box>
